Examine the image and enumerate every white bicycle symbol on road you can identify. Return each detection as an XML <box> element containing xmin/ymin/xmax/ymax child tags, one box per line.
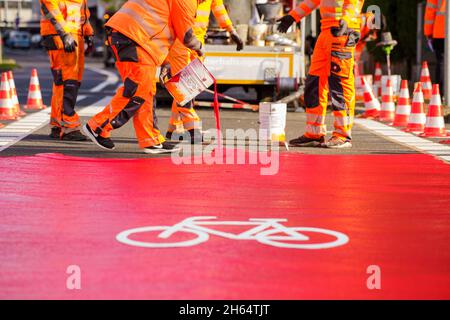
<box><xmin>116</xmin><ymin>216</ymin><xmax>349</xmax><ymax>249</ymax></box>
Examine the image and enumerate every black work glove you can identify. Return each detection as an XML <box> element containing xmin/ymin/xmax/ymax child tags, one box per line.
<box><xmin>85</xmin><ymin>35</ymin><xmax>94</xmax><ymax>55</ymax></box>
<box><xmin>331</xmin><ymin>19</ymin><xmax>349</xmax><ymax>37</ymax></box>
<box><xmin>230</xmin><ymin>29</ymin><xmax>244</xmax><ymax>51</ymax></box>
<box><xmin>346</xmin><ymin>30</ymin><xmax>361</xmax><ymax>47</ymax></box>
<box><xmin>159</xmin><ymin>63</ymin><xmax>172</xmax><ymax>85</ymax></box>
<box><xmin>277</xmin><ymin>15</ymin><xmax>295</xmax><ymax>33</ymax></box>
<box><xmin>61</xmin><ymin>33</ymin><xmax>77</xmax><ymax>52</ymax></box>
<box><xmin>195</xmin><ymin>42</ymin><xmax>205</xmax><ymax>57</ymax></box>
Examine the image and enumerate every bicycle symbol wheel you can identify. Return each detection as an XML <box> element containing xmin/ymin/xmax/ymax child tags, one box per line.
<box><xmin>255</xmin><ymin>227</ymin><xmax>349</xmax><ymax>249</ymax></box>
<box><xmin>116</xmin><ymin>226</ymin><xmax>209</xmax><ymax>248</ymax></box>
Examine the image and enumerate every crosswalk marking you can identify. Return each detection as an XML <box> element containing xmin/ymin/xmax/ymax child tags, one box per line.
<box><xmin>86</xmin><ymin>67</ymin><xmax>119</xmax><ymax>93</ymax></box>
<box><xmin>77</xmin><ymin>97</ymin><xmax>112</xmax><ymax>116</ymax></box>
<box><xmin>0</xmin><ymin>95</ymin><xmax>112</xmax><ymax>152</ymax></box>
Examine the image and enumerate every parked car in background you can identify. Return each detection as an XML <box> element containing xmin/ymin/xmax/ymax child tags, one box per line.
<box><xmin>30</xmin><ymin>34</ymin><xmax>43</xmax><ymax>48</ymax></box>
<box><xmin>5</xmin><ymin>31</ymin><xmax>31</xmax><ymax>49</ymax></box>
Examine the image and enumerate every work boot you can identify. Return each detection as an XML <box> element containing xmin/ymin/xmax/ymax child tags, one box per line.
<box><xmin>289</xmin><ymin>135</ymin><xmax>325</xmax><ymax>147</ymax></box>
<box><xmin>165</xmin><ymin>131</ymin><xmax>174</xmax><ymax>140</ymax></box>
<box><xmin>321</xmin><ymin>136</ymin><xmax>352</xmax><ymax>149</ymax></box>
<box><xmin>143</xmin><ymin>142</ymin><xmax>181</xmax><ymax>155</ymax></box>
<box><xmin>188</xmin><ymin>129</ymin><xmax>203</xmax><ymax>144</ymax></box>
<box><xmin>82</xmin><ymin>123</ymin><xmax>115</xmax><ymax>150</ymax></box>
<box><xmin>166</xmin><ymin>130</ymin><xmax>185</xmax><ymax>142</ymax></box>
<box><xmin>61</xmin><ymin>130</ymin><xmax>87</xmax><ymax>141</ymax></box>
<box><xmin>49</xmin><ymin>127</ymin><xmax>61</xmax><ymax>139</ymax></box>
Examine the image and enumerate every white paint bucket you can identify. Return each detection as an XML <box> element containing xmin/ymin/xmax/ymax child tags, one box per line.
<box><xmin>259</xmin><ymin>102</ymin><xmax>287</xmax><ymax>143</ymax></box>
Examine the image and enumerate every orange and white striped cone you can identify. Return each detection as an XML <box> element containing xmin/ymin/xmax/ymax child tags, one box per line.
<box><xmin>374</xmin><ymin>62</ymin><xmax>382</xmax><ymax>97</ymax></box>
<box><xmin>393</xmin><ymin>80</ymin><xmax>411</xmax><ymax>127</ymax></box>
<box><xmin>420</xmin><ymin>84</ymin><xmax>446</xmax><ymax>137</ymax></box>
<box><xmin>380</xmin><ymin>79</ymin><xmax>395</xmax><ymax>124</ymax></box>
<box><xmin>362</xmin><ymin>77</ymin><xmax>380</xmax><ymax>118</ymax></box>
<box><xmin>7</xmin><ymin>71</ymin><xmax>26</xmax><ymax>117</ymax></box>
<box><xmin>405</xmin><ymin>83</ymin><xmax>427</xmax><ymax>133</ymax></box>
<box><xmin>0</xmin><ymin>72</ymin><xmax>19</xmax><ymax>120</ymax></box>
<box><xmin>24</xmin><ymin>68</ymin><xmax>46</xmax><ymax>110</ymax></box>
<box><xmin>420</xmin><ymin>61</ymin><xmax>432</xmax><ymax>100</ymax></box>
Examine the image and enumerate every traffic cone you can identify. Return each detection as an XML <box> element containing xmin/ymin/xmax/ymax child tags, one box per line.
<box><xmin>7</xmin><ymin>71</ymin><xmax>26</xmax><ymax>117</ymax></box>
<box><xmin>380</xmin><ymin>79</ymin><xmax>395</xmax><ymax>124</ymax></box>
<box><xmin>393</xmin><ymin>80</ymin><xmax>411</xmax><ymax>127</ymax></box>
<box><xmin>420</xmin><ymin>84</ymin><xmax>446</xmax><ymax>137</ymax></box>
<box><xmin>362</xmin><ymin>77</ymin><xmax>380</xmax><ymax>118</ymax></box>
<box><xmin>374</xmin><ymin>62</ymin><xmax>382</xmax><ymax>97</ymax></box>
<box><xmin>0</xmin><ymin>72</ymin><xmax>19</xmax><ymax>120</ymax></box>
<box><xmin>405</xmin><ymin>83</ymin><xmax>426</xmax><ymax>133</ymax></box>
<box><xmin>24</xmin><ymin>68</ymin><xmax>46</xmax><ymax>110</ymax></box>
<box><xmin>420</xmin><ymin>61</ymin><xmax>432</xmax><ymax>100</ymax></box>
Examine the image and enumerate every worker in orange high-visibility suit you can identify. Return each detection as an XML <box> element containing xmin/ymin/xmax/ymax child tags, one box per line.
<box><xmin>164</xmin><ymin>0</ymin><xmax>244</xmax><ymax>144</ymax></box>
<box><xmin>278</xmin><ymin>0</ymin><xmax>364</xmax><ymax>149</ymax></box>
<box><xmin>82</xmin><ymin>0</ymin><xmax>205</xmax><ymax>154</ymax></box>
<box><xmin>40</xmin><ymin>0</ymin><xmax>94</xmax><ymax>141</ymax></box>
<box><xmin>424</xmin><ymin>0</ymin><xmax>447</xmax><ymax>92</ymax></box>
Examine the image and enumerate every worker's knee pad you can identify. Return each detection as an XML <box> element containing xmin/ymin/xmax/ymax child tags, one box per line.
<box><xmin>111</xmin><ymin>96</ymin><xmax>145</xmax><ymax>129</ymax></box>
<box><xmin>123</xmin><ymin>78</ymin><xmax>138</xmax><ymax>99</ymax></box>
<box><xmin>304</xmin><ymin>75</ymin><xmax>319</xmax><ymax>108</ymax></box>
<box><xmin>51</xmin><ymin>69</ymin><xmax>63</xmax><ymax>86</ymax></box>
<box><xmin>62</xmin><ymin>80</ymin><xmax>80</xmax><ymax>116</ymax></box>
<box><xmin>328</xmin><ymin>75</ymin><xmax>345</xmax><ymax>111</ymax></box>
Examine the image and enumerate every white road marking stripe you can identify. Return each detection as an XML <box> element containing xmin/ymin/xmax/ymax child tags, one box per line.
<box><xmin>355</xmin><ymin>119</ymin><xmax>450</xmax><ymax>163</ymax></box>
<box><xmin>77</xmin><ymin>95</ymin><xmax>88</xmax><ymax>102</ymax></box>
<box><xmin>78</xmin><ymin>97</ymin><xmax>112</xmax><ymax>116</ymax></box>
<box><xmin>0</xmin><ymin>133</ymin><xmax>22</xmax><ymax>136</ymax></box>
<box><xmin>86</xmin><ymin>67</ymin><xmax>119</xmax><ymax>93</ymax></box>
<box><xmin>0</xmin><ymin>95</ymin><xmax>113</xmax><ymax>152</ymax></box>
<box><xmin>0</xmin><ymin>129</ymin><xmax>34</xmax><ymax>133</ymax></box>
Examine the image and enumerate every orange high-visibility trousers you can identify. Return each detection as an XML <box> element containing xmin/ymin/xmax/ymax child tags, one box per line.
<box><xmin>87</xmin><ymin>31</ymin><xmax>164</xmax><ymax>148</ymax></box>
<box><xmin>304</xmin><ymin>29</ymin><xmax>356</xmax><ymax>140</ymax></box>
<box><xmin>167</xmin><ymin>40</ymin><xmax>202</xmax><ymax>133</ymax></box>
<box><xmin>46</xmin><ymin>34</ymin><xmax>85</xmax><ymax>133</ymax></box>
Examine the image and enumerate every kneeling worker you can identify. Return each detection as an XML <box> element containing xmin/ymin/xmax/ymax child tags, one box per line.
<box><xmin>165</xmin><ymin>0</ymin><xmax>244</xmax><ymax>144</ymax></box>
<box><xmin>40</xmin><ymin>0</ymin><xmax>94</xmax><ymax>140</ymax></box>
<box><xmin>83</xmin><ymin>0</ymin><xmax>205</xmax><ymax>154</ymax></box>
<box><xmin>278</xmin><ymin>0</ymin><xmax>364</xmax><ymax>149</ymax></box>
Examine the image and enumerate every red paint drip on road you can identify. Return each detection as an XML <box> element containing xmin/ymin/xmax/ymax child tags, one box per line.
<box><xmin>0</xmin><ymin>152</ymin><xmax>450</xmax><ymax>299</ymax></box>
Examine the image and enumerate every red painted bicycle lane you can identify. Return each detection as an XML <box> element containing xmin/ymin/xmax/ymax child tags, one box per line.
<box><xmin>0</xmin><ymin>152</ymin><xmax>450</xmax><ymax>299</ymax></box>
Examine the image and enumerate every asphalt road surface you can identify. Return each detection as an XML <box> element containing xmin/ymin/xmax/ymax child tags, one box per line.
<box><xmin>2</xmin><ymin>48</ymin><xmax>445</xmax><ymax>158</ymax></box>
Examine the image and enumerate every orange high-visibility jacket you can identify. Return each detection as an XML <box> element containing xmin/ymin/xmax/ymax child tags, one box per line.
<box><xmin>194</xmin><ymin>0</ymin><xmax>234</xmax><ymax>42</ymax></box>
<box><xmin>424</xmin><ymin>0</ymin><xmax>446</xmax><ymax>39</ymax></box>
<box><xmin>40</xmin><ymin>0</ymin><xmax>94</xmax><ymax>36</ymax></box>
<box><xmin>289</xmin><ymin>0</ymin><xmax>364</xmax><ymax>30</ymax></box>
<box><xmin>106</xmin><ymin>0</ymin><xmax>198</xmax><ymax>66</ymax></box>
